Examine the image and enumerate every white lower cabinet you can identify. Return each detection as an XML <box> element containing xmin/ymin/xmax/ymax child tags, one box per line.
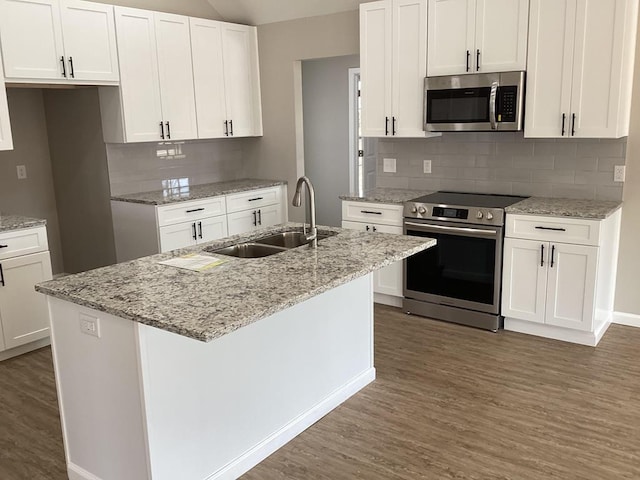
<box><xmin>111</xmin><ymin>185</ymin><xmax>287</xmax><ymax>262</ymax></box>
<box><xmin>0</xmin><ymin>226</ymin><xmax>53</xmax><ymax>360</ymax></box>
<box><xmin>342</xmin><ymin>201</ymin><xmax>404</xmax><ymax>305</ymax></box>
<box><xmin>502</xmin><ymin>211</ymin><xmax>621</xmax><ymax>346</ymax></box>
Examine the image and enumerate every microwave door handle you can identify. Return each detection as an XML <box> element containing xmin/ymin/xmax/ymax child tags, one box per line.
<box><xmin>489</xmin><ymin>82</ymin><xmax>498</xmax><ymax>130</ymax></box>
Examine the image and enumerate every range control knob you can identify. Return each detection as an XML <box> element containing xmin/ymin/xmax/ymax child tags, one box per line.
<box><xmin>411</xmin><ymin>205</ymin><xmax>418</xmax><ymax>213</ymax></box>
<box><xmin>418</xmin><ymin>206</ymin><xmax>427</xmax><ymax>215</ymax></box>
<box><xmin>486</xmin><ymin>212</ymin><xmax>494</xmax><ymax>221</ymax></box>
<box><xmin>476</xmin><ymin>211</ymin><xmax>484</xmax><ymax>220</ymax></box>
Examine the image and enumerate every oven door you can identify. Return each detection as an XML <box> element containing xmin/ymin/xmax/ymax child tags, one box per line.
<box><xmin>404</xmin><ymin>220</ymin><xmax>503</xmax><ymax>315</ymax></box>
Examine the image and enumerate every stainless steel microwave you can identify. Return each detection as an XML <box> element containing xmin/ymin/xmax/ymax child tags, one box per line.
<box><xmin>424</xmin><ymin>71</ymin><xmax>525</xmax><ymax>132</ymax></box>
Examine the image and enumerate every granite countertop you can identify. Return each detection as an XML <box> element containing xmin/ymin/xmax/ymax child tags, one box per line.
<box><xmin>339</xmin><ymin>188</ymin><xmax>429</xmax><ymax>205</ymax></box>
<box><xmin>111</xmin><ymin>179</ymin><xmax>287</xmax><ymax>206</ymax></box>
<box><xmin>36</xmin><ymin>223</ymin><xmax>435</xmax><ymax>343</ymax></box>
<box><xmin>0</xmin><ymin>214</ymin><xmax>46</xmax><ymax>233</ymax></box>
<box><xmin>506</xmin><ymin>197</ymin><xmax>622</xmax><ymax>220</ymax></box>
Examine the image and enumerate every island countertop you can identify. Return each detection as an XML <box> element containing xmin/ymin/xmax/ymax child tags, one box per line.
<box><xmin>111</xmin><ymin>178</ymin><xmax>286</xmax><ymax>206</ymax></box>
<box><xmin>36</xmin><ymin>223</ymin><xmax>435</xmax><ymax>342</ymax></box>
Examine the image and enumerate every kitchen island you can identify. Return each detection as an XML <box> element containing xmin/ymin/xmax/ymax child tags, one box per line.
<box><xmin>36</xmin><ymin>223</ymin><xmax>435</xmax><ymax>480</ymax></box>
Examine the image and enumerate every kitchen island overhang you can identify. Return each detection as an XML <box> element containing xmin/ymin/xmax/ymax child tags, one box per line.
<box><xmin>36</xmin><ymin>223</ymin><xmax>435</xmax><ymax>480</ymax></box>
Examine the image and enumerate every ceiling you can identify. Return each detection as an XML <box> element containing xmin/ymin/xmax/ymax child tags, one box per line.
<box><xmin>206</xmin><ymin>0</ymin><xmax>375</xmax><ymax>26</ymax></box>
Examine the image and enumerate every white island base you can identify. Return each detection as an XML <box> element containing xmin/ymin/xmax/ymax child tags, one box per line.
<box><xmin>48</xmin><ymin>274</ymin><xmax>375</xmax><ymax>480</ymax></box>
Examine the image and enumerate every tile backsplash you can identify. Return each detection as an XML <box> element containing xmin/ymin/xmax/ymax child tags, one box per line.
<box><xmin>106</xmin><ymin>139</ymin><xmax>246</xmax><ymax>196</ymax></box>
<box><xmin>375</xmin><ymin>133</ymin><xmax>626</xmax><ymax>201</ymax></box>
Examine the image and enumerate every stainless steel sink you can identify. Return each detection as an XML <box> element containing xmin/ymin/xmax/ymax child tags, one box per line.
<box><xmin>253</xmin><ymin>231</ymin><xmax>335</xmax><ymax>249</ymax></box>
<box><xmin>211</xmin><ymin>243</ymin><xmax>287</xmax><ymax>258</ymax></box>
<box><xmin>209</xmin><ymin>230</ymin><xmax>337</xmax><ymax>258</ymax></box>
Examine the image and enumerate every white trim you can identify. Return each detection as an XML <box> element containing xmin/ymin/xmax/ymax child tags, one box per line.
<box><xmin>205</xmin><ymin>368</ymin><xmax>376</xmax><ymax>480</ymax></box>
<box><xmin>504</xmin><ymin>317</ymin><xmax>612</xmax><ymax>346</ymax></box>
<box><xmin>0</xmin><ymin>336</ymin><xmax>50</xmax><ymax>361</ymax></box>
<box><xmin>612</xmin><ymin>311</ymin><xmax>640</xmax><ymax>328</ymax></box>
<box><xmin>67</xmin><ymin>463</ymin><xmax>102</xmax><ymax>480</ymax></box>
<box><xmin>293</xmin><ymin>60</ymin><xmax>305</xmax><ymax>179</ymax></box>
<box><xmin>374</xmin><ymin>292</ymin><xmax>403</xmax><ymax>308</ymax></box>
<box><xmin>348</xmin><ymin>68</ymin><xmax>360</xmax><ymax>195</ymax></box>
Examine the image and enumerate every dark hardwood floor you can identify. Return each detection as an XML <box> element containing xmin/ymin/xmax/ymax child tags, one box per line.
<box><xmin>2</xmin><ymin>305</ymin><xmax>640</xmax><ymax>479</ymax></box>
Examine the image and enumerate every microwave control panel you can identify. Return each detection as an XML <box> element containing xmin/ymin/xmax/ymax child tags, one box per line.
<box><xmin>498</xmin><ymin>86</ymin><xmax>518</xmax><ymax>123</ymax></box>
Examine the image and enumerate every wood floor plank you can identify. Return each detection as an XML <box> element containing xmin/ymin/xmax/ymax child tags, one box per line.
<box><xmin>1</xmin><ymin>306</ymin><xmax>640</xmax><ymax>479</ymax></box>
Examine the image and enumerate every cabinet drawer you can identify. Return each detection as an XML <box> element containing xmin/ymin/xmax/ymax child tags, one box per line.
<box><xmin>506</xmin><ymin>214</ymin><xmax>601</xmax><ymax>246</ymax></box>
<box><xmin>226</xmin><ymin>187</ymin><xmax>281</xmax><ymax>213</ymax></box>
<box><xmin>157</xmin><ymin>197</ymin><xmax>227</xmax><ymax>227</ymax></box>
<box><xmin>0</xmin><ymin>226</ymin><xmax>49</xmax><ymax>260</ymax></box>
<box><xmin>342</xmin><ymin>201</ymin><xmax>404</xmax><ymax>227</ymax></box>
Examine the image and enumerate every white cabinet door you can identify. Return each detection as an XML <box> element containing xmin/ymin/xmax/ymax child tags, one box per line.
<box><xmin>59</xmin><ymin>0</ymin><xmax>119</xmax><ymax>82</ymax></box>
<box><xmin>0</xmin><ymin>0</ymin><xmax>65</xmax><ymax>80</ymax></box>
<box><xmin>501</xmin><ymin>238</ymin><xmax>548</xmax><ymax>324</ymax></box>
<box><xmin>197</xmin><ymin>216</ymin><xmax>228</xmax><ymax>244</ymax></box>
<box><xmin>159</xmin><ymin>222</ymin><xmax>197</xmax><ymax>253</ymax></box>
<box><xmin>392</xmin><ymin>0</ymin><xmax>427</xmax><ymax>137</ymax></box>
<box><xmin>545</xmin><ymin>243</ymin><xmax>598</xmax><ymax>331</ymax></box>
<box><xmin>427</xmin><ymin>0</ymin><xmax>475</xmax><ymax>76</ymax></box>
<box><xmin>227</xmin><ymin>210</ymin><xmax>259</xmax><ymax>236</ymax></box>
<box><xmin>256</xmin><ymin>204</ymin><xmax>282</xmax><ymax>230</ymax></box>
<box><xmin>0</xmin><ymin>251</ymin><xmax>52</xmax><ymax>350</ymax></box>
<box><xmin>524</xmin><ymin>0</ymin><xmax>576</xmax><ymax>138</ymax></box>
<box><xmin>190</xmin><ymin>18</ymin><xmax>228</xmax><ymax>139</ymax></box>
<box><xmin>569</xmin><ymin>0</ymin><xmax>627</xmax><ymax>138</ymax></box>
<box><xmin>474</xmin><ymin>0</ymin><xmax>529</xmax><ymax>73</ymax></box>
<box><xmin>222</xmin><ymin>23</ymin><xmax>262</xmax><ymax>137</ymax></box>
<box><xmin>360</xmin><ymin>1</ymin><xmax>392</xmax><ymax>137</ymax></box>
<box><xmin>155</xmin><ymin>13</ymin><xmax>197</xmax><ymax>141</ymax></box>
<box><xmin>114</xmin><ymin>7</ymin><xmax>163</xmax><ymax>143</ymax></box>
<box><xmin>0</xmin><ymin>63</ymin><xmax>13</xmax><ymax>151</ymax></box>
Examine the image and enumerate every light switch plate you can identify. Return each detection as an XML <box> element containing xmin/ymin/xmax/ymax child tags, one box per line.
<box><xmin>614</xmin><ymin>165</ymin><xmax>626</xmax><ymax>182</ymax></box>
<box><xmin>79</xmin><ymin>313</ymin><xmax>101</xmax><ymax>338</ymax></box>
<box><xmin>423</xmin><ymin>160</ymin><xmax>432</xmax><ymax>174</ymax></box>
<box><xmin>383</xmin><ymin>158</ymin><xmax>396</xmax><ymax>173</ymax></box>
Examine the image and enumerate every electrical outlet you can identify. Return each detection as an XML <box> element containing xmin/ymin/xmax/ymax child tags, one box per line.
<box><xmin>614</xmin><ymin>165</ymin><xmax>626</xmax><ymax>182</ymax></box>
<box><xmin>383</xmin><ymin>158</ymin><xmax>397</xmax><ymax>173</ymax></box>
<box><xmin>79</xmin><ymin>313</ymin><xmax>101</xmax><ymax>338</ymax></box>
<box><xmin>423</xmin><ymin>160</ymin><xmax>432</xmax><ymax>174</ymax></box>
<box><xmin>16</xmin><ymin>165</ymin><xmax>27</xmax><ymax>179</ymax></box>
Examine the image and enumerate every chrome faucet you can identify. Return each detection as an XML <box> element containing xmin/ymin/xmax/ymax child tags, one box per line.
<box><xmin>292</xmin><ymin>176</ymin><xmax>317</xmax><ymax>248</ymax></box>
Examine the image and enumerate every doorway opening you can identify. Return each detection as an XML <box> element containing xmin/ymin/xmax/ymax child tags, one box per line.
<box><xmin>349</xmin><ymin>68</ymin><xmax>376</xmax><ymax>196</ymax></box>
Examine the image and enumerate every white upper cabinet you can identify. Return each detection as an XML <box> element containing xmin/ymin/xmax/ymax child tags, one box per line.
<box><xmin>221</xmin><ymin>23</ymin><xmax>262</xmax><ymax>137</ymax></box>
<box><xmin>154</xmin><ymin>13</ymin><xmax>197</xmax><ymax>141</ymax></box>
<box><xmin>59</xmin><ymin>0</ymin><xmax>119</xmax><ymax>82</ymax></box>
<box><xmin>360</xmin><ymin>0</ymin><xmax>435</xmax><ymax>137</ymax></box>
<box><xmin>190</xmin><ymin>19</ymin><xmax>263</xmax><ymax>139</ymax></box>
<box><xmin>0</xmin><ymin>55</ymin><xmax>13</xmax><ymax>151</ymax></box>
<box><xmin>0</xmin><ymin>0</ymin><xmax>65</xmax><ymax>80</ymax></box>
<box><xmin>525</xmin><ymin>0</ymin><xmax>639</xmax><ymax>138</ymax></box>
<box><xmin>103</xmin><ymin>7</ymin><xmax>197</xmax><ymax>143</ymax></box>
<box><xmin>110</xmin><ymin>7</ymin><xmax>163</xmax><ymax>142</ymax></box>
<box><xmin>0</xmin><ymin>0</ymin><xmax>118</xmax><ymax>83</ymax></box>
<box><xmin>427</xmin><ymin>0</ymin><xmax>529</xmax><ymax>76</ymax></box>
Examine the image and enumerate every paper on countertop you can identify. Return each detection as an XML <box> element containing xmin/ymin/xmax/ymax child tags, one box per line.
<box><xmin>158</xmin><ymin>254</ymin><xmax>227</xmax><ymax>272</ymax></box>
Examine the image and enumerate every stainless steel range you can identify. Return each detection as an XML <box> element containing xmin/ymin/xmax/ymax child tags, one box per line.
<box><xmin>403</xmin><ymin>191</ymin><xmax>527</xmax><ymax>331</ymax></box>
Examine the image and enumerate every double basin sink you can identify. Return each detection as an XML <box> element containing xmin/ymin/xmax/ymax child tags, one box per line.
<box><xmin>207</xmin><ymin>230</ymin><xmax>335</xmax><ymax>258</ymax></box>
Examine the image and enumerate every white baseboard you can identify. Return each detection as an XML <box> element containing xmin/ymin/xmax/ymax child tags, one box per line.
<box><xmin>612</xmin><ymin>311</ymin><xmax>640</xmax><ymax>328</ymax></box>
<box><xmin>374</xmin><ymin>293</ymin><xmax>402</xmax><ymax>308</ymax></box>
<box><xmin>67</xmin><ymin>463</ymin><xmax>102</xmax><ymax>480</ymax></box>
<box><xmin>0</xmin><ymin>337</ymin><xmax>50</xmax><ymax>362</ymax></box>
<box><xmin>504</xmin><ymin>318</ymin><xmax>610</xmax><ymax>347</ymax></box>
<box><xmin>207</xmin><ymin>368</ymin><xmax>376</xmax><ymax>480</ymax></box>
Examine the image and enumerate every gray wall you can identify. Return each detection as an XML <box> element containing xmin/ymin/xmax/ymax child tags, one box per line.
<box><xmin>376</xmin><ymin>134</ymin><xmax>626</xmax><ymax>201</ymax></box>
<box><xmin>302</xmin><ymin>55</ymin><xmax>359</xmax><ymax>227</ymax></box>
<box><xmin>244</xmin><ymin>10</ymin><xmax>360</xmax><ymax>222</ymax></box>
<box><xmin>0</xmin><ymin>89</ymin><xmax>64</xmax><ymax>274</ymax></box>
<box><xmin>43</xmin><ymin>88</ymin><xmax>116</xmax><ymax>274</ymax></box>
<box><xmin>91</xmin><ymin>0</ymin><xmax>223</xmax><ymax>18</ymax></box>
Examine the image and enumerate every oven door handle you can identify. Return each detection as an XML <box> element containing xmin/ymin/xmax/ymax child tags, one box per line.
<box><xmin>404</xmin><ymin>222</ymin><xmax>498</xmax><ymax>238</ymax></box>
<box><xmin>489</xmin><ymin>81</ymin><xmax>499</xmax><ymax>130</ymax></box>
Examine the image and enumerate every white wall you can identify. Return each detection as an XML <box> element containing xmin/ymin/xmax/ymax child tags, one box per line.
<box><xmin>302</xmin><ymin>55</ymin><xmax>359</xmax><ymax>227</ymax></box>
